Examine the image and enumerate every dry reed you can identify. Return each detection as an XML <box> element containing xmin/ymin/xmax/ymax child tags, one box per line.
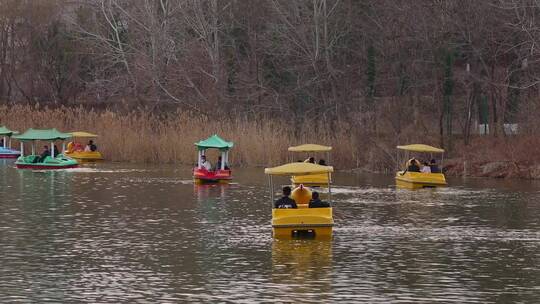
<box><xmin>0</xmin><ymin>104</ymin><xmax>373</xmax><ymax>168</ymax></box>
<box><xmin>2</xmin><ymin>104</ymin><xmax>539</xmax><ymax>175</ymax></box>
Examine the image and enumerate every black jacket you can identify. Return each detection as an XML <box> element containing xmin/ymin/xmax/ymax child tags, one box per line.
<box><xmin>274</xmin><ymin>196</ymin><xmax>298</xmax><ymax>209</ymax></box>
<box><xmin>407</xmin><ymin>164</ymin><xmax>420</xmax><ymax>172</ymax></box>
<box><xmin>309</xmin><ymin>199</ymin><xmax>330</xmax><ymax>208</ymax></box>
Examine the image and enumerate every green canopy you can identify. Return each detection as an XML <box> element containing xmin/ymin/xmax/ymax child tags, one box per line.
<box><xmin>195</xmin><ymin>134</ymin><xmax>234</xmax><ymax>151</ymax></box>
<box><xmin>13</xmin><ymin>128</ymin><xmax>72</xmax><ymax>141</ymax></box>
<box><xmin>0</xmin><ymin>126</ymin><xmax>19</xmax><ymax>136</ymax></box>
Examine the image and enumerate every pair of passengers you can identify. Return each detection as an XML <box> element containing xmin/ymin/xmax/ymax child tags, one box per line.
<box><xmin>32</xmin><ymin>145</ymin><xmax>61</xmax><ymax>163</ymax></box>
<box><xmin>200</xmin><ymin>155</ymin><xmax>228</xmax><ymax>171</ymax></box>
<box><xmin>303</xmin><ymin>157</ymin><xmax>327</xmax><ymax>166</ymax></box>
<box><xmin>274</xmin><ymin>186</ymin><xmax>330</xmax><ymax>209</ymax></box>
<box><xmin>407</xmin><ymin>158</ymin><xmax>440</xmax><ymax>173</ymax></box>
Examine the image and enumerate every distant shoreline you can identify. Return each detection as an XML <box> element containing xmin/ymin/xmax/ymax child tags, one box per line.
<box><xmin>1</xmin><ymin>104</ymin><xmax>538</xmax><ymax>179</ymax></box>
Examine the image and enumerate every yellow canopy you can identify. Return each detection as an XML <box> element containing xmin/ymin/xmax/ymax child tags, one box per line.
<box><xmin>70</xmin><ymin>131</ymin><xmax>99</xmax><ymax>138</ymax></box>
<box><xmin>288</xmin><ymin>144</ymin><xmax>332</xmax><ymax>152</ymax></box>
<box><xmin>265</xmin><ymin>162</ymin><xmax>334</xmax><ymax>176</ymax></box>
<box><xmin>397</xmin><ymin>144</ymin><xmax>444</xmax><ymax>153</ymax></box>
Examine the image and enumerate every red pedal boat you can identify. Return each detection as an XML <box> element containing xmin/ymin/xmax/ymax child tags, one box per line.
<box><xmin>193</xmin><ymin>135</ymin><xmax>234</xmax><ymax>184</ymax></box>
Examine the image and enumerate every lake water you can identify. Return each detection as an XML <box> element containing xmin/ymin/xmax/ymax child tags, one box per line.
<box><xmin>0</xmin><ymin>160</ymin><xmax>539</xmax><ymax>303</ymax></box>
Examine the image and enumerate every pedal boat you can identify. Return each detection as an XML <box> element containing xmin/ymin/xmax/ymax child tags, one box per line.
<box><xmin>13</xmin><ymin>128</ymin><xmax>78</xmax><ymax>170</ymax></box>
<box><xmin>288</xmin><ymin>144</ymin><xmax>332</xmax><ymax>187</ymax></box>
<box><xmin>0</xmin><ymin>126</ymin><xmax>21</xmax><ymax>158</ymax></box>
<box><xmin>65</xmin><ymin>131</ymin><xmax>104</xmax><ymax>162</ymax></box>
<box><xmin>265</xmin><ymin>162</ymin><xmax>334</xmax><ymax>239</ymax></box>
<box><xmin>193</xmin><ymin>134</ymin><xmax>233</xmax><ymax>184</ymax></box>
<box><xmin>395</xmin><ymin>144</ymin><xmax>447</xmax><ymax>189</ymax></box>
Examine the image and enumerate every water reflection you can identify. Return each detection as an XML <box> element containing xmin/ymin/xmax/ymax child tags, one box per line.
<box><xmin>0</xmin><ymin>162</ymin><xmax>538</xmax><ymax>302</ymax></box>
<box><xmin>272</xmin><ymin>240</ymin><xmax>333</xmax><ymax>301</ymax></box>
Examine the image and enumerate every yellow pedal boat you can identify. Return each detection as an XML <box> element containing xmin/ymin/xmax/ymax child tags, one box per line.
<box><xmin>288</xmin><ymin>144</ymin><xmax>332</xmax><ymax>187</ymax></box>
<box><xmin>395</xmin><ymin>144</ymin><xmax>447</xmax><ymax>189</ymax></box>
<box><xmin>65</xmin><ymin>131</ymin><xmax>103</xmax><ymax>162</ymax></box>
<box><xmin>395</xmin><ymin>171</ymin><xmax>447</xmax><ymax>189</ymax></box>
<box><xmin>265</xmin><ymin>162</ymin><xmax>334</xmax><ymax>239</ymax></box>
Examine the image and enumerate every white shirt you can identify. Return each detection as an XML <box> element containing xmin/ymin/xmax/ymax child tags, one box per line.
<box><xmin>421</xmin><ymin>166</ymin><xmax>431</xmax><ymax>173</ymax></box>
<box><xmin>201</xmin><ymin>160</ymin><xmax>212</xmax><ymax>171</ymax></box>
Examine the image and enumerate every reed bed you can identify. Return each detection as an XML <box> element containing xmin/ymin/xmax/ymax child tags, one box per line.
<box><xmin>2</xmin><ymin>104</ymin><xmax>539</xmax><ymax>176</ymax></box>
<box><xmin>0</xmin><ymin>104</ymin><xmax>373</xmax><ymax>168</ymax></box>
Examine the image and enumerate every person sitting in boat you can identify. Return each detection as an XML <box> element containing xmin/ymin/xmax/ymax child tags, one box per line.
<box><xmin>421</xmin><ymin>161</ymin><xmax>431</xmax><ymax>173</ymax></box>
<box><xmin>429</xmin><ymin>159</ymin><xmax>441</xmax><ymax>173</ymax></box>
<box><xmin>406</xmin><ymin>158</ymin><xmax>420</xmax><ymax>172</ymax></box>
<box><xmin>309</xmin><ymin>192</ymin><xmax>330</xmax><ymax>208</ymax></box>
<box><xmin>318</xmin><ymin>159</ymin><xmax>327</xmax><ymax>166</ymax></box>
<box><xmin>304</xmin><ymin>156</ymin><xmax>315</xmax><ymax>164</ymax></box>
<box><xmin>274</xmin><ymin>186</ymin><xmax>298</xmax><ymax>209</ymax></box>
<box><xmin>200</xmin><ymin>155</ymin><xmax>212</xmax><ymax>171</ymax></box>
<box><xmin>66</xmin><ymin>141</ymin><xmax>74</xmax><ymax>153</ymax></box>
<box><xmin>72</xmin><ymin>142</ymin><xmax>84</xmax><ymax>151</ymax></box>
<box><xmin>85</xmin><ymin>140</ymin><xmax>97</xmax><ymax>152</ymax></box>
<box><xmin>33</xmin><ymin>145</ymin><xmax>50</xmax><ymax>163</ymax></box>
<box><xmin>53</xmin><ymin>145</ymin><xmax>60</xmax><ymax>157</ymax></box>
<box><xmin>215</xmin><ymin>156</ymin><xmax>229</xmax><ymax>171</ymax></box>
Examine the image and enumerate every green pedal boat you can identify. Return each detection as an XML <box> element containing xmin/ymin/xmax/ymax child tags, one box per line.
<box><xmin>13</xmin><ymin>128</ymin><xmax>78</xmax><ymax>170</ymax></box>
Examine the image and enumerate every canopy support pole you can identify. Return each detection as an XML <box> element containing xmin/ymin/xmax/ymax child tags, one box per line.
<box><xmin>2</xmin><ymin>136</ymin><xmax>5</xmax><ymax>148</ymax></box>
<box><xmin>31</xmin><ymin>143</ymin><xmax>35</xmax><ymax>155</ymax></box>
<box><xmin>197</xmin><ymin>150</ymin><xmax>202</xmax><ymax>169</ymax></box>
<box><xmin>20</xmin><ymin>142</ymin><xmax>24</xmax><ymax>156</ymax></box>
<box><xmin>221</xmin><ymin>150</ymin><xmax>226</xmax><ymax>170</ymax></box>
<box><xmin>327</xmin><ymin>172</ymin><xmax>332</xmax><ymax>206</ymax></box>
<box><xmin>442</xmin><ymin>153</ymin><xmax>445</xmax><ymax>172</ymax></box>
<box><xmin>269</xmin><ymin>175</ymin><xmax>274</xmax><ymax>208</ymax></box>
<box><xmin>51</xmin><ymin>142</ymin><xmax>55</xmax><ymax>158</ymax></box>
<box><xmin>327</xmin><ymin>151</ymin><xmax>330</xmax><ymax>165</ymax></box>
<box><xmin>62</xmin><ymin>142</ymin><xmax>66</xmax><ymax>154</ymax></box>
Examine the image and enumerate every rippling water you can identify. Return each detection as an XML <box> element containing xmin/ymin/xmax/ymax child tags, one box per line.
<box><xmin>0</xmin><ymin>160</ymin><xmax>539</xmax><ymax>303</ymax></box>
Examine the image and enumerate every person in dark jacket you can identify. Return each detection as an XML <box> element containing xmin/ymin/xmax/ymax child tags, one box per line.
<box><xmin>34</xmin><ymin>145</ymin><xmax>50</xmax><ymax>163</ymax></box>
<box><xmin>274</xmin><ymin>186</ymin><xmax>298</xmax><ymax>209</ymax></box>
<box><xmin>429</xmin><ymin>159</ymin><xmax>440</xmax><ymax>173</ymax></box>
<box><xmin>407</xmin><ymin>158</ymin><xmax>420</xmax><ymax>172</ymax></box>
<box><xmin>309</xmin><ymin>192</ymin><xmax>330</xmax><ymax>208</ymax></box>
<box><xmin>85</xmin><ymin>140</ymin><xmax>97</xmax><ymax>152</ymax></box>
<box><xmin>304</xmin><ymin>156</ymin><xmax>315</xmax><ymax>163</ymax></box>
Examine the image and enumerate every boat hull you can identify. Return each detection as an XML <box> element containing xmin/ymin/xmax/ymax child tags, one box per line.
<box><xmin>15</xmin><ymin>163</ymin><xmax>79</xmax><ymax>170</ymax></box>
<box><xmin>0</xmin><ymin>153</ymin><xmax>20</xmax><ymax>159</ymax></box>
<box><xmin>272</xmin><ymin>207</ymin><xmax>333</xmax><ymax>239</ymax></box>
<box><xmin>65</xmin><ymin>151</ymin><xmax>103</xmax><ymax>162</ymax></box>
<box><xmin>15</xmin><ymin>155</ymin><xmax>79</xmax><ymax>170</ymax></box>
<box><xmin>0</xmin><ymin>147</ymin><xmax>21</xmax><ymax>159</ymax></box>
<box><xmin>395</xmin><ymin>171</ymin><xmax>447</xmax><ymax>189</ymax></box>
<box><xmin>193</xmin><ymin>168</ymin><xmax>232</xmax><ymax>183</ymax></box>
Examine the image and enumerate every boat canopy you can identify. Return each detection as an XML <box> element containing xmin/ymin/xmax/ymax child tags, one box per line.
<box><xmin>13</xmin><ymin>128</ymin><xmax>71</xmax><ymax>141</ymax></box>
<box><xmin>265</xmin><ymin>162</ymin><xmax>334</xmax><ymax>176</ymax></box>
<box><xmin>69</xmin><ymin>131</ymin><xmax>99</xmax><ymax>138</ymax></box>
<box><xmin>397</xmin><ymin>144</ymin><xmax>445</xmax><ymax>153</ymax></box>
<box><xmin>0</xmin><ymin>126</ymin><xmax>18</xmax><ymax>136</ymax></box>
<box><xmin>195</xmin><ymin>134</ymin><xmax>234</xmax><ymax>151</ymax></box>
<box><xmin>288</xmin><ymin>144</ymin><xmax>332</xmax><ymax>152</ymax></box>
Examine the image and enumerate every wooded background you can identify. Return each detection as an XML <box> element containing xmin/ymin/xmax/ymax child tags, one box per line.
<box><xmin>1</xmin><ymin>0</ymin><xmax>540</xmax><ymax>153</ymax></box>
